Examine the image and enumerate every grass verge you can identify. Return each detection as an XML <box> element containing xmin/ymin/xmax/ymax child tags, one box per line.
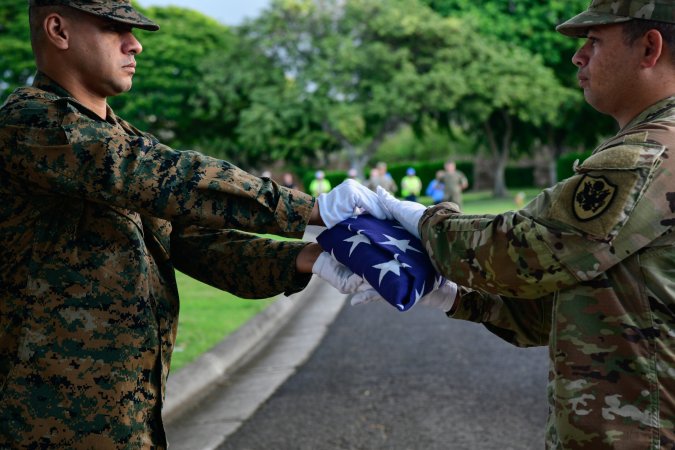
<box><xmin>172</xmin><ymin>271</ymin><xmax>274</xmax><ymax>370</ymax></box>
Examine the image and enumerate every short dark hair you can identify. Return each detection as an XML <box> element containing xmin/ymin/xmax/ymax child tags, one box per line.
<box><xmin>622</xmin><ymin>19</ymin><xmax>675</xmax><ymax>65</ymax></box>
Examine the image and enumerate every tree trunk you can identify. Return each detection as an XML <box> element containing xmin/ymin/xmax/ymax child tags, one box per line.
<box><xmin>483</xmin><ymin>110</ymin><xmax>512</xmax><ymax>198</ymax></box>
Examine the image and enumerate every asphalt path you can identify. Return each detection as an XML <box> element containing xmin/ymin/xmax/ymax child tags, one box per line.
<box><xmin>218</xmin><ymin>299</ymin><xmax>549</xmax><ymax>450</ymax></box>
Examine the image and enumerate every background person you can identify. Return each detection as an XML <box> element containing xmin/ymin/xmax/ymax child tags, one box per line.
<box><xmin>344</xmin><ymin>167</ymin><xmax>363</xmax><ymax>184</ymax></box>
<box><xmin>0</xmin><ymin>2</ymin><xmax>387</xmax><ymax>447</ymax></box>
<box><xmin>282</xmin><ymin>171</ymin><xmax>297</xmax><ymax>190</ymax></box>
<box><xmin>442</xmin><ymin>160</ymin><xmax>468</xmax><ymax>208</ymax></box>
<box><xmin>365</xmin><ymin>161</ymin><xmax>398</xmax><ymax>194</ymax></box>
<box><xmin>377</xmin><ymin>161</ymin><xmax>398</xmax><ymax>194</ymax></box>
<box><xmin>400</xmin><ymin>167</ymin><xmax>422</xmax><ymax>202</ymax></box>
<box><xmin>425</xmin><ymin>170</ymin><xmax>446</xmax><ymax>205</ymax></box>
<box><xmin>308</xmin><ymin>170</ymin><xmax>332</xmax><ymax>196</ymax></box>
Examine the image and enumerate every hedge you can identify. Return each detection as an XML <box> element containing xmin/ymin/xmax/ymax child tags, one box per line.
<box><xmin>557</xmin><ymin>151</ymin><xmax>593</xmax><ymax>181</ymax></box>
<box><xmin>504</xmin><ymin>166</ymin><xmax>535</xmax><ymax>188</ymax></box>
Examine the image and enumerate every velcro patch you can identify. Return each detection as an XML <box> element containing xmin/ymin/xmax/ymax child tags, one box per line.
<box><xmin>548</xmin><ymin>171</ymin><xmax>639</xmax><ymax>241</ymax></box>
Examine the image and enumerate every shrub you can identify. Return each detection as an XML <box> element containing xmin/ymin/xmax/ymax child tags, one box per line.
<box><xmin>505</xmin><ymin>166</ymin><xmax>535</xmax><ymax>188</ymax></box>
<box><xmin>557</xmin><ymin>151</ymin><xmax>592</xmax><ymax>181</ymax></box>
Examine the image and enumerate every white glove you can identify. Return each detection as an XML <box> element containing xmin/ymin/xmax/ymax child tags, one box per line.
<box><xmin>350</xmin><ymin>284</ymin><xmax>383</xmax><ymax>307</ymax></box>
<box><xmin>312</xmin><ymin>252</ymin><xmax>367</xmax><ymax>294</ymax></box>
<box><xmin>376</xmin><ymin>186</ymin><xmax>426</xmax><ymax>238</ymax></box>
<box><xmin>418</xmin><ymin>281</ymin><xmax>458</xmax><ymax>311</ymax></box>
<box><xmin>318</xmin><ymin>179</ymin><xmax>393</xmax><ymax>228</ymax></box>
<box><xmin>351</xmin><ymin>280</ymin><xmax>458</xmax><ymax>312</ymax></box>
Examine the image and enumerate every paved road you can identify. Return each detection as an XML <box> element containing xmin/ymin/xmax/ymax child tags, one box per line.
<box><xmin>218</xmin><ymin>299</ymin><xmax>549</xmax><ymax>450</ymax></box>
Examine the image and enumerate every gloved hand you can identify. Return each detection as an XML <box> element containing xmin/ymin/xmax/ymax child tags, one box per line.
<box><xmin>418</xmin><ymin>281</ymin><xmax>458</xmax><ymax>312</ymax></box>
<box><xmin>376</xmin><ymin>186</ymin><xmax>427</xmax><ymax>238</ymax></box>
<box><xmin>350</xmin><ymin>283</ymin><xmax>383</xmax><ymax>307</ymax></box>
<box><xmin>351</xmin><ymin>280</ymin><xmax>458</xmax><ymax>312</ymax></box>
<box><xmin>312</xmin><ymin>251</ymin><xmax>368</xmax><ymax>294</ymax></box>
<box><xmin>317</xmin><ymin>179</ymin><xmax>393</xmax><ymax>228</ymax></box>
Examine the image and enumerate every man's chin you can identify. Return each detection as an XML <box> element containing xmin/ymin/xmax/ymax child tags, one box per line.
<box><xmin>109</xmin><ymin>82</ymin><xmax>133</xmax><ymax>97</ymax></box>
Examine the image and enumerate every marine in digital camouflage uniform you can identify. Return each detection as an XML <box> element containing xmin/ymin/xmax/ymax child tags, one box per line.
<box><xmin>0</xmin><ymin>1</ymin><xmax>323</xmax><ymax>448</ymax></box>
<box><xmin>418</xmin><ymin>1</ymin><xmax>675</xmax><ymax>448</ymax></box>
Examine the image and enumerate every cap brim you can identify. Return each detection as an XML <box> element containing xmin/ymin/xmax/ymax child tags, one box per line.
<box><xmin>556</xmin><ymin>11</ymin><xmax>631</xmax><ymax>37</ymax></box>
<box><xmin>71</xmin><ymin>4</ymin><xmax>160</xmax><ymax>31</ymax></box>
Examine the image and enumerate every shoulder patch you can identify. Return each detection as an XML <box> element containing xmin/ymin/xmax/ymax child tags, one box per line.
<box><xmin>573</xmin><ymin>175</ymin><xmax>617</xmax><ymax>221</ymax></box>
<box><xmin>548</xmin><ymin>171</ymin><xmax>639</xmax><ymax>241</ymax></box>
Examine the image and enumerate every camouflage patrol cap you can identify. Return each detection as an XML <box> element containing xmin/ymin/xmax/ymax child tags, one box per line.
<box><xmin>557</xmin><ymin>0</ymin><xmax>675</xmax><ymax>37</ymax></box>
<box><xmin>28</xmin><ymin>0</ymin><xmax>159</xmax><ymax>31</ymax></box>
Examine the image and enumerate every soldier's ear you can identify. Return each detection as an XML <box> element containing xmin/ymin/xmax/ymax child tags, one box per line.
<box><xmin>640</xmin><ymin>29</ymin><xmax>663</xmax><ymax>69</ymax></box>
<box><xmin>44</xmin><ymin>13</ymin><xmax>70</xmax><ymax>50</ymax></box>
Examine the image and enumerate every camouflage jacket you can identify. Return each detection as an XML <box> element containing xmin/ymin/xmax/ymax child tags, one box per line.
<box><xmin>442</xmin><ymin>170</ymin><xmax>468</xmax><ymax>202</ymax></box>
<box><xmin>0</xmin><ymin>73</ymin><xmax>315</xmax><ymax>449</ymax></box>
<box><xmin>420</xmin><ymin>97</ymin><xmax>675</xmax><ymax>449</ymax></box>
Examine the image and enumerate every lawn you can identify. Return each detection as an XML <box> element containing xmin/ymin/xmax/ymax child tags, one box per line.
<box><xmin>171</xmin><ymin>187</ymin><xmax>544</xmax><ymax>371</ymax></box>
<box><xmin>172</xmin><ymin>272</ymin><xmax>274</xmax><ymax>370</ymax></box>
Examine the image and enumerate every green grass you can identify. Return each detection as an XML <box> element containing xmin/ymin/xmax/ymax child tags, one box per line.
<box><xmin>418</xmin><ymin>187</ymin><xmax>543</xmax><ymax>214</ymax></box>
<box><xmin>172</xmin><ymin>271</ymin><xmax>274</xmax><ymax>371</ymax></box>
<box><xmin>171</xmin><ymin>187</ymin><xmax>544</xmax><ymax>371</ymax></box>
<box><xmin>461</xmin><ymin>188</ymin><xmax>543</xmax><ymax>214</ymax></box>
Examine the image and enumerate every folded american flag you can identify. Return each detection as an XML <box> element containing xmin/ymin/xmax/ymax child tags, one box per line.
<box><xmin>316</xmin><ymin>214</ymin><xmax>445</xmax><ymax>311</ymax></box>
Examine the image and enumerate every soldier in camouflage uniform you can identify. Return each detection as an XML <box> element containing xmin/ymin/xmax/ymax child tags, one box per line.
<box><xmin>0</xmin><ymin>1</ymin><xmax>387</xmax><ymax>448</ymax></box>
<box><xmin>369</xmin><ymin>0</ymin><xmax>675</xmax><ymax>448</ymax></box>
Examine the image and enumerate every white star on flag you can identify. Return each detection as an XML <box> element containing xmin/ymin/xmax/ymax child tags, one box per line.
<box><xmin>379</xmin><ymin>234</ymin><xmax>422</xmax><ymax>254</ymax></box>
<box><xmin>414</xmin><ymin>281</ymin><xmax>426</xmax><ymax>305</ymax></box>
<box><xmin>343</xmin><ymin>231</ymin><xmax>371</xmax><ymax>256</ymax></box>
<box><xmin>372</xmin><ymin>254</ymin><xmax>412</xmax><ymax>285</ymax></box>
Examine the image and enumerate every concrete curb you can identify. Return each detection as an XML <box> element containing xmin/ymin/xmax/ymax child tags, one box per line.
<box><xmin>162</xmin><ymin>274</ymin><xmax>322</xmax><ymax>424</ymax></box>
<box><xmin>164</xmin><ymin>277</ymin><xmax>347</xmax><ymax>449</ymax></box>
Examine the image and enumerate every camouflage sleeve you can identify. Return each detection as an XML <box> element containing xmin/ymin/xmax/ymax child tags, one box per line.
<box><xmin>170</xmin><ymin>226</ymin><xmax>312</xmax><ymax>298</ymax></box>
<box><xmin>419</xmin><ymin>140</ymin><xmax>666</xmax><ymax>300</ymax></box>
<box><xmin>419</xmin><ymin>201</ymin><xmax>577</xmax><ymax>299</ymax></box>
<box><xmin>10</xmin><ymin>118</ymin><xmax>314</xmax><ymax>237</ymax></box>
<box><xmin>448</xmin><ymin>287</ymin><xmax>552</xmax><ymax>348</ymax></box>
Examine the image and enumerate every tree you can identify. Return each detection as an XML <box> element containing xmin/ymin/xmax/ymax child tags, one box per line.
<box><xmin>0</xmin><ymin>1</ymin><xmax>34</xmax><ymax>101</ymax></box>
<box><xmin>108</xmin><ymin>5</ymin><xmax>235</xmax><ymax>148</ymax></box>
<box><xmin>231</xmin><ymin>0</ymin><xmax>476</xmax><ymax>174</ymax></box>
<box><xmin>423</xmin><ymin>0</ymin><xmax>617</xmax><ymax>184</ymax></box>
<box><xmin>188</xmin><ymin>37</ymin><xmax>339</xmax><ymax>169</ymax></box>
<box><xmin>458</xmin><ymin>39</ymin><xmax>575</xmax><ymax>197</ymax></box>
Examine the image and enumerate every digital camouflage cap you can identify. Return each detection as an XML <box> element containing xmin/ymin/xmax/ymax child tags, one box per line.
<box><xmin>28</xmin><ymin>0</ymin><xmax>159</xmax><ymax>31</ymax></box>
<box><xmin>557</xmin><ymin>0</ymin><xmax>675</xmax><ymax>37</ymax></box>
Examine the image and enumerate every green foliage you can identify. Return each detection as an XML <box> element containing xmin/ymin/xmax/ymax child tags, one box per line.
<box><xmin>109</xmin><ymin>5</ymin><xmax>235</xmax><ymax>148</ymax></box>
<box><xmin>505</xmin><ymin>166</ymin><xmax>534</xmax><ymax>188</ymax></box>
<box><xmin>237</xmin><ymin>0</ymin><xmax>485</xmax><ymax>170</ymax></box>
<box><xmin>0</xmin><ymin>1</ymin><xmax>34</xmax><ymax>101</ymax></box>
<box><xmin>374</xmin><ymin>124</ymin><xmax>475</xmax><ymax>164</ymax></box>
<box><xmin>423</xmin><ymin>0</ymin><xmax>617</xmax><ymax>152</ymax></box>
<box><xmin>0</xmin><ymin>0</ymin><xmax>614</xmax><ymax>183</ymax></box>
<box><xmin>424</xmin><ymin>0</ymin><xmax>587</xmax><ymax>76</ymax></box>
<box><xmin>189</xmin><ymin>42</ymin><xmax>338</xmax><ymax>168</ymax></box>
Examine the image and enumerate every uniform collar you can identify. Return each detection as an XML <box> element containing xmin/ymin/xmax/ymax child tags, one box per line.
<box><xmin>623</xmin><ymin>95</ymin><xmax>675</xmax><ymax>131</ymax></box>
<box><xmin>32</xmin><ymin>71</ymin><xmax>73</xmax><ymax>99</ymax></box>
<box><xmin>31</xmin><ymin>71</ymin><xmax>117</xmax><ymax>124</ymax></box>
